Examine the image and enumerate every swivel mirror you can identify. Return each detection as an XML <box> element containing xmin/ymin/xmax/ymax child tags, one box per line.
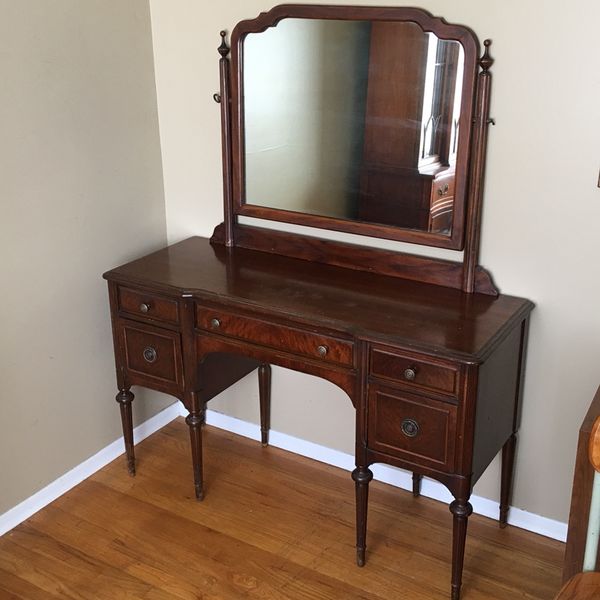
<box><xmin>227</xmin><ymin>5</ymin><xmax>480</xmax><ymax>250</ymax></box>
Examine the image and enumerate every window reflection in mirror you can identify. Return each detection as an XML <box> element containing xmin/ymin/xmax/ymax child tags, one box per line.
<box><xmin>243</xmin><ymin>19</ymin><xmax>465</xmax><ymax>235</ymax></box>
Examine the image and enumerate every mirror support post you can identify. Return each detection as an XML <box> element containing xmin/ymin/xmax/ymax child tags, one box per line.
<box><xmin>217</xmin><ymin>31</ymin><xmax>235</xmax><ymax>247</ymax></box>
<box><xmin>462</xmin><ymin>40</ymin><xmax>494</xmax><ymax>292</ymax></box>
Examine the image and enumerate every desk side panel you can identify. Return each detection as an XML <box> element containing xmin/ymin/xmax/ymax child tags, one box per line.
<box><xmin>471</xmin><ymin>323</ymin><xmax>524</xmax><ymax>482</ymax></box>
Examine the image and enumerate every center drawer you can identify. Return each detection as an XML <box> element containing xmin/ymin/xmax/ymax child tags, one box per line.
<box><xmin>196</xmin><ymin>305</ymin><xmax>353</xmax><ymax>367</ymax></box>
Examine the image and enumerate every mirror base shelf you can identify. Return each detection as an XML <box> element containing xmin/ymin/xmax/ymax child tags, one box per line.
<box><xmin>210</xmin><ymin>221</ymin><xmax>499</xmax><ymax>296</ymax></box>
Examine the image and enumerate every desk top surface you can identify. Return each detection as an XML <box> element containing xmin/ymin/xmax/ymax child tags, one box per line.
<box><xmin>104</xmin><ymin>236</ymin><xmax>533</xmax><ymax>362</ymax></box>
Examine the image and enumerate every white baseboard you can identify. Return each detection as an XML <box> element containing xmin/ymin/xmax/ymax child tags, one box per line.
<box><xmin>1</xmin><ymin>402</ymin><xmax>567</xmax><ymax>543</ymax></box>
<box><xmin>0</xmin><ymin>402</ymin><xmax>182</xmax><ymax>537</ymax></box>
<box><xmin>197</xmin><ymin>406</ymin><xmax>568</xmax><ymax>542</ymax></box>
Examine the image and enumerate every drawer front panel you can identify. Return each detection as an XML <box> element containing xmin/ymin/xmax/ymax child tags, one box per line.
<box><xmin>368</xmin><ymin>386</ymin><xmax>457</xmax><ymax>470</ymax></box>
<box><xmin>120</xmin><ymin>320</ymin><xmax>183</xmax><ymax>387</ymax></box>
<box><xmin>196</xmin><ymin>306</ymin><xmax>353</xmax><ymax>367</ymax></box>
<box><xmin>370</xmin><ymin>346</ymin><xmax>459</xmax><ymax>396</ymax></box>
<box><xmin>118</xmin><ymin>286</ymin><xmax>179</xmax><ymax>325</ymax></box>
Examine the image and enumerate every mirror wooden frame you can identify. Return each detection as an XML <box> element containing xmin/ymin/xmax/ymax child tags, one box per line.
<box><xmin>212</xmin><ymin>4</ymin><xmax>497</xmax><ymax>295</ymax></box>
<box><xmin>233</xmin><ymin>5</ymin><xmax>480</xmax><ymax>249</ymax></box>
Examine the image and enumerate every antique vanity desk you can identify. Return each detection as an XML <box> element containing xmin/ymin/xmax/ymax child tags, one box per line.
<box><xmin>104</xmin><ymin>6</ymin><xmax>532</xmax><ymax>599</ymax></box>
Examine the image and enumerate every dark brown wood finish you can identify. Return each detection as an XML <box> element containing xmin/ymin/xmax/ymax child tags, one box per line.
<box><xmin>211</xmin><ymin>222</ymin><xmax>499</xmax><ymax>296</ymax></box>
<box><xmin>258</xmin><ymin>363</ymin><xmax>271</xmax><ymax>446</ymax></box>
<box><xmin>563</xmin><ymin>386</ymin><xmax>600</xmax><ymax>582</ymax></box>
<box><xmin>217</xmin><ymin>30</ymin><xmax>235</xmax><ymax>247</ymax></box>
<box><xmin>104</xmin><ymin>235</ymin><xmax>532</xmax><ymax>600</ymax></box>
<box><xmin>103</xmin><ymin>7</ymin><xmax>530</xmax><ymax>599</ymax></box>
<box><xmin>462</xmin><ymin>40</ymin><xmax>494</xmax><ymax>293</ymax></box>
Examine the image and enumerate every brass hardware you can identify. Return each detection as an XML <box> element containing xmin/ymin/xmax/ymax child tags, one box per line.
<box><xmin>317</xmin><ymin>345</ymin><xmax>328</xmax><ymax>357</ymax></box>
<box><xmin>403</xmin><ymin>367</ymin><xmax>417</xmax><ymax>381</ymax></box>
<box><xmin>143</xmin><ymin>347</ymin><xmax>157</xmax><ymax>363</ymax></box>
<box><xmin>401</xmin><ymin>418</ymin><xmax>420</xmax><ymax>438</ymax></box>
<box><xmin>437</xmin><ymin>184</ymin><xmax>449</xmax><ymax>197</ymax></box>
<box><xmin>139</xmin><ymin>302</ymin><xmax>151</xmax><ymax>313</ymax></box>
<box><xmin>210</xmin><ymin>318</ymin><xmax>221</xmax><ymax>329</ymax></box>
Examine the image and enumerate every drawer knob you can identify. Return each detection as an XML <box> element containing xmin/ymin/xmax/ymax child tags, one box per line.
<box><xmin>139</xmin><ymin>302</ymin><xmax>151</xmax><ymax>314</ymax></box>
<box><xmin>437</xmin><ymin>183</ymin><xmax>449</xmax><ymax>197</ymax></box>
<box><xmin>317</xmin><ymin>345</ymin><xmax>328</xmax><ymax>357</ymax></box>
<box><xmin>401</xmin><ymin>418</ymin><xmax>420</xmax><ymax>438</ymax></box>
<box><xmin>143</xmin><ymin>346</ymin><xmax>157</xmax><ymax>363</ymax></box>
<box><xmin>210</xmin><ymin>318</ymin><xmax>221</xmax><ymax>329</ymax></box>
<box><xmin>404</xmin><ymin>367</ymin><xmax>417</xmax><ymax>381</ymax></box>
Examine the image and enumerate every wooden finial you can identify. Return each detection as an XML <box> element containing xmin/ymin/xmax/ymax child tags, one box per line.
<box><xmin>218</xmin><ymin>30</ymin><xmax>230</xmax><ymax>58</ymax></box>
<box><xmin>479</xmin><ymin>39</ymin><xmax>493</xmax><ymax>72</ymax></box>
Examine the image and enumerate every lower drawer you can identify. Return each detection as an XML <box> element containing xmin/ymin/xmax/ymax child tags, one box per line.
<box><xmin>118</xmin><ymin>319</ymin><xmax>183</xmax><ymax>389</ymax></box>
<box><xmin>367</xmin><ymin>384</ymin><xmax>457</xmax><ymax>471</ymax></box>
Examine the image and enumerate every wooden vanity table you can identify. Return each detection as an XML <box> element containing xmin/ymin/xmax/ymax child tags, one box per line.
<box><xmin>104</xmin><ymin>6</ymin><xmax>532</xmax><ymax>599</ymax></box>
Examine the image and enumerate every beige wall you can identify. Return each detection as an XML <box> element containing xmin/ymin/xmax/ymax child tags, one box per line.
<box><xmin>0</xmin><ymin>0</ymin><xmax>171</xmax><ymax>515</ymax></box>
<box><xmin>245</xmin><ymin>19</ymin><xmax>368</xmax><ymax>217</ymax></box>
<box><xmin>150</xmin><ymin>0</ymin><xmax>600</xmax><ymax>524</ymax></box>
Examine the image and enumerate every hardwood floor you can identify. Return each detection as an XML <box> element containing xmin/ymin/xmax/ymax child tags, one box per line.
<box><xmin>0</xmin><ymin>419</ymin><xmax>563</xmax><ymax>599</ymax></box>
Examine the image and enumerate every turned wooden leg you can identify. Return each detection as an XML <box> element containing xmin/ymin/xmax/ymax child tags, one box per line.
<box><xmin>185</xmin><ymin>392</ymin><xmax>204</xmax><ymax>501</ymax></box>
<box><xmin>258</xmin><ymin>363</ymin><xmax>271</xmax><ymax>447</ymax></box>
<box><xmin>352</xmin><ymin>466</ymin><xmax>373</xmax><ymax>567</ymax></box>
<box><xmin>449</xmin><ymin>497</ymin><xmax>473</xmax><ymax>600</ymax></box>
<box><xmin>500</xmin><ymin>433</ymin><xmax>517</xmax><ymax>528</ymax></box>
<box><xmin>412</xmin><ymin>473</ymin><xmax>423</xmax><ymax>497</ymax></box>
<box><xmin>115</xmin><ymin>389</ymin><xmax>135</xmax><ymax>476</ymax></box>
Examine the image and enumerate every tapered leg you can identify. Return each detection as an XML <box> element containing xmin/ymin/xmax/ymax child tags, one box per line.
<box><xmin>500</xmin><ymin>433</ymin><xmax>517</xmax><ymax>527</ymax></box>
<box><xmin>185</xmin><ymin>392</ymin><xmax>204</xmax><ymax>501</ymax></box>
<box><xmin>258</xmin><ymin>363</ymin><xmax>271</xmax><ymax>447</ymax></box>
<box><xmin>115</xmin><ymin>389</ymin><xmax>135</xmax><ymax>476</ymax></box>
<box><xmin>449</xmin><ymin>498</ymin><xmax>473</xmax><ymax>600</ymax></box>
<box><xmin>412</xmin><ymin>473</ymin><xmax>423</xmax><ymax>497</ymax></box>
<box><xmin>352</xmin><ymin>466</ymin><xmax>373</xmax><ymax>567</ymax></box>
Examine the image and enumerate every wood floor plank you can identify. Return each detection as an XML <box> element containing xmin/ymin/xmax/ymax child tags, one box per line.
<box><xmin>0</xmin><ymin>419</ymin><xmax>563</xmax><ymax>599</ymax></box>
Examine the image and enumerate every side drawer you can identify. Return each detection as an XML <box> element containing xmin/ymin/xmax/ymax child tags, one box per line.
<box><xmin>118</xmin><ymin>286</ymin><xmax>180</xmax><ymax>325</ymax></box>
<box><xmin>196</xmin><ymin>305</ymin><xmax>353</xmax><ymax>367</ymax></box>
<box><xmin>370</xmin><ymin>345</ymin><xmax>459</xmax><ymax>397</ymax></box>
<box><xmin>368</xmin><ymin>384</ymin><xmax>457</xmax><ymax>471</ymax></box>
<box><xmin>118</xmin><ymin>319</ymin><xmax>183</xmax><ymax>389</ymax></box>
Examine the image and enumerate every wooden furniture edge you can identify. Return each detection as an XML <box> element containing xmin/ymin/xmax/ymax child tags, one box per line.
<box><xmin>211</xmin><ymin>222</ymin><xmax>499</xmax><ymax>295</ymax></box>
<box><xmin>563</xmin><ymin>385</ymin><xmax>600</xmax><ymax>582</ymax></box>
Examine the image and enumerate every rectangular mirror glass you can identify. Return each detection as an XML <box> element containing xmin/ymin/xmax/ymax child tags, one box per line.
<box><xmin>242</xmin><ymin>18</ymin><xmax>465</xmax><ymax>236</ymax></box>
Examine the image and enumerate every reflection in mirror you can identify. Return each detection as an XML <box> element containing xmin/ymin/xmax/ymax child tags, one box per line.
<box><xmin>243</xmin><ymin>19</ymin><xmax>465</xmax><ymax>235</ymax></box>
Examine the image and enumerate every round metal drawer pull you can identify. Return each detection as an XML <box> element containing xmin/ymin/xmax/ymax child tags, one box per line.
<box><xmin>210</xmin><ymin>318</ymin><xmax>221</xmax><ymax>329</ymax></box>
<box><xmin>143</xmin><ymin>347</ymin><xmax>157</xmax><ymax>363</ymax></box>
<box><xmin>404</xmin><ymin>367</ymin><xmax>417</xmax><ymax>381</ymax></box>
<box><xmin>139</xmin><ymin>303</ymin><xmax>151</xmax><ymax>314</ymax></box>
<box><xmin>401</xmin><ymin>418</ymin><xmax>420</xmax><ymax>438</ymax></box>
<box><xmin>317</xmin><ymin>345</ymin><xmax>328</xmax><ymax>357</ymax></box>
